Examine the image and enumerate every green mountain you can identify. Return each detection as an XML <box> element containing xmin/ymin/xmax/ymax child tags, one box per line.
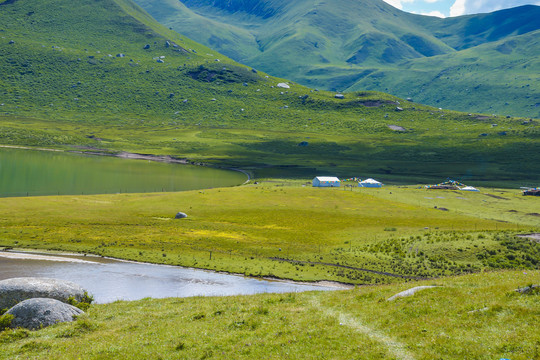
<box><xmin>131</xmin><ymin>0</ymin><xmax>540</xmax><ymax>118</ymax></box>
<box><xmin>0</xmin><ymin>0</ymin><xmax>539</xmax><ymax>184</ymax></box>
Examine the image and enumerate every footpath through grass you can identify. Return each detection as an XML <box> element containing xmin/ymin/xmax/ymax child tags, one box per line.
<box><xmin>1</xmin><ymin>182</ymin><xmax>538</xmax><ymax>284</ymax></box>
<box><xmin>0</xmin><ymin>270</ymin><xmax>538</xmax><ymax>359</ymax></box>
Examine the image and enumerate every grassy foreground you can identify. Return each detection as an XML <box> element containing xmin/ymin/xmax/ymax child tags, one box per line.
<box><xmin>1</xmin><ymin>182</ymin><xmax>538</xmax><ymax>284</ymax></box>
<box><xmin>0</xmin><ymin>270</ymin><xmax>538</xmax><ymax>359</ymax></box>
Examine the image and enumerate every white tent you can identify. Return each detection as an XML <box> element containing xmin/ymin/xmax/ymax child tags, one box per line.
<box><xmin>460</xmin><ymin>186</ymin><xmax>479</xmax><ymax>192</ymax></box>
<box><xmin>312</xmin><ymin>176</ymin><xmax>341</xmax><ymax>187</ymax></box>
<box><xmin>358</xmin><ymin>178</ymin><xmax>383</xmax><ymax>188</ymax></box>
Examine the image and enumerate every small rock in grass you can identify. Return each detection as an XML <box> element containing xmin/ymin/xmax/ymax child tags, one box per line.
<box><xmin>175</xmin><ymin>212</ymin><xmax>188</xmax><ymax>219</ymax></box>
<box><xmin>387</xmin><ymin>286</ymin><xmax>440</xmax><ymax>301</ymax></box>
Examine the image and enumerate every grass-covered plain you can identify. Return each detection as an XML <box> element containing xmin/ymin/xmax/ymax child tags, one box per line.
<box><xmin>0</xmin><ymin>270</ymin><xmax>538</xmax><ymax>359</ymax></box>
<box><xmin>1</xmin><ymin>182</ymin><xmax>538</xmax><ymax>284</ymax></box>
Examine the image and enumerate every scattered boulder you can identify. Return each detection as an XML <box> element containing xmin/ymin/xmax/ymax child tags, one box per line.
<box><xmin>242</xmin><ymin>82</ymin><xmax>248</xmax><ymax>87</ymax></box>
<box><xmin>479</xmin><ymin>133</ymin><xmax>488</xmax><ymax>137</ymax></box>
<box><xmin>395</xmin><ymin>107</ymin><xmax>404</xmax><ymax>111</ymax></box>
<box><xmin>298</xmin><ymin>141</ymin><xmax>309</xmax><ymax>147</ymax></box>
<box><xmin>6</xmin><ymin>298</ymin><xmax>83</xmax><ymax>330</ymax></box>
<box><xmin>277</xmin><ymin>83</ymin><xmax>290</xmax><ymax>89</ymax></box>
<box><xmin>388</xmin><ymin>125</ymin><xmax>406</xmax><ymax>132</ymax></box>
<box><xmin>143</xmin><ymin>44</ymin><xmax>150</xmax><ymax>49</ymax></box>
<box><xmin>251</xmin><ymin>69</ymin><xmax>257</xmax><ymax>73</ymax></box>
<box><xmin>498</xmin><ymin>131</ymin><xmax>507</xmax><ymax>136</ymax></box>
<box><xmin>335</xmin><ymin>94</ymin><xmax>345</xmax><ymax>99</ymax></box>
<box><xmin>157</xmin><ymin>59</ymin><xmax>164</xmax><ymax>63</ymax></box>
<box><xmin>175</xmin><ymin>212</ymin><xmax>188</xmax><ymax>219</ymax></box>
<box><xmin>516</xmin><ymin>284</ymin><xmax>539</xmax><ymax>295</ymax></box>
<box><xmin>8</xmin><ymin>40</ymin><xmax>15</xmax><ymax>44</ymax></box>
<box><xmin>387</xmin><ymin>286</ymin><xmax>440</xmax><ymax>301</ymax></box>
<box><xmin>165</xmin><ymin>41</ymin><xmax>171</xmax><ymax>48</ymax></box>
<box><xmin>0</xmin><ymin>277</ymin><xmax>87</xmax><ymax>310</ymax></box>
<box><xmin>116</xmin><ymin>53</ymin><xmax>125</xmax><ymax>58</ymax></box>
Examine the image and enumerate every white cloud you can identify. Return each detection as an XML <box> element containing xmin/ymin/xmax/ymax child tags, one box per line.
<box><xmin>450</xmin><ymin>0</ymin><xmax>466</xmax><ymax>16</ymax></box>
<box><xmin>383</xmin><ymin>0</ymin><xmax>403</xmax><ymax>9</ymax></box>
<box><xmin>420</xmin><ymin>10</ymin><xmax>446</xmax><ymax>17</ymax></box>
<box><xmin>450</xmin><ymin>0</ymin><xmax>540</xmax><ymax>17</ymax></box>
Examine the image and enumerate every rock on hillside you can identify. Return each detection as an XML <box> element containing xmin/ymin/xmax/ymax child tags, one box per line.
<box><xmin>6</xmin><ymin>298</ymin><xmax>83</xmax><ymax>330</ymax></box>
<box><xmin>0</xmin><ymin>277</ymin><xmax>87</xmax><ymax>310</ymax></box>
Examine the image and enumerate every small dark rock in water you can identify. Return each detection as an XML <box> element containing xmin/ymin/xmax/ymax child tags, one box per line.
<box><xmin>143</xmin><ymin>44</ymin><xmax>150</xmax><ymax>49</ymax></box>
<box><xmin>6</xmin><ymin>298</ymin><xmax>83</xmax><ymax>330</ymax></box>
<box><xmin>175</xmin><ymin>212</ymin><xmax>188</xmax><ymax>219</ymax></box>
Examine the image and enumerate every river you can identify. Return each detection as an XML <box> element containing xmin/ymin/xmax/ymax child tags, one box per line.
<box><xmin>0</xmin><ymin>252</ymin><xmax>338</xmax><ymax>303</ymax></box>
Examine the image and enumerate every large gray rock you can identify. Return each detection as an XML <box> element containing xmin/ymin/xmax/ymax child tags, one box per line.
<box><xmin>387</xmin><ymin>286</ymin><xmax>440</xmax><ymax>301</ymax></box>
<box><xmin>0</xmin><ymin>277</ymin><xmax>87</xmax><ymax>310</ymax></box>
<box><xmin>7</xmin><ymin>298</ymin><xmax>83</xmax><ymax>330</ymax></box>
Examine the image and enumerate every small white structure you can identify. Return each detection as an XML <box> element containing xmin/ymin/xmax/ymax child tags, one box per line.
<box><xmin>358</xmin><ymin>178</ymin><xmax>383</xmax><ymax>188</ymax></box>
<box><xmin>312</xmin><ymin>176</ymin><xmax>341</xmax><ymax>187</ymax></box>
<box><xmin>460</xmin><ymin>186</ymin><xmax>479</xmax><ymax>192</ymax></box>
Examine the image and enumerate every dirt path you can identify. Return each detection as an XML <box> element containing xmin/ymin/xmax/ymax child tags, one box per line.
<box><xmin>310</xmin><ymin>297</ymin><xmax>415</xmax><ymax>360</ymax></box>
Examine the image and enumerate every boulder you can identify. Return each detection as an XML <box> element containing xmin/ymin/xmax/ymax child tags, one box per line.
<box><xmin>175</xmin><ymin>212</ymin><xmax>188</xmax><ymax>219</ymax></box>
<box><xmin>0</xmin><ymin>277</ymin><xmax>87</xmax><ymax>310</ymax></box>
<box><xmin>277</xmin><ymin>83</ymin><xmax>290</xmax><ymax>89</ymax></box>
<box><xmin>143</xmin><ymin>44</ymin><xmax>150</xmax><ymax>49</ymax></box>
<box><xmin>387</xmin><ymin>286</ymin><xmax>440</xmax><ymax>301</ymax></box>
<box><xmin>7</xmin><ymin>298</ymin><xmax>83</xmax><ymax>330</ymax></box>
<box><xmin>335</xmin><ymin>94</ymin><xmax>345</xmax><ymax>99</ymax></box>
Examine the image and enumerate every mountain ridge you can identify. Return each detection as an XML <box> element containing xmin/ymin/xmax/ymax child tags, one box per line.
<box><xmin>132</xmin><ymin>0</ymin><xmax>540</xmax><ymax>117</ymax></box>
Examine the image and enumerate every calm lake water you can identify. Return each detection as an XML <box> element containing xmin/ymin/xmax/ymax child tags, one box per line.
<box><xmin>0</xmin><ymin>252</ymin><xmax>336</xmax><ymax>303</ymax></box>
<box><xmin>0</xmin><ymin>147</ymin><xmax>246</xmax><ymax>197</ymax></box>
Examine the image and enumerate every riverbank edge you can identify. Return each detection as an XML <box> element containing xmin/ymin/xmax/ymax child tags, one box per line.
<box><xmin>0</xmin><ymin>248</ymin><xmax>353</xmax><ymax>291</ymax></box>
<box><xmin>0</xmin><ymin>144</ymin><xmax>252</xmax><ymax>184</ymax></box>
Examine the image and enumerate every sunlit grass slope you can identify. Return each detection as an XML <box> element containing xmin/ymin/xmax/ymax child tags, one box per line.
<box><xmin>0</xmin><ymin>0</ymin><xmax>539</xmax><ymax>183</ymax></box>
<box><xmin>0</xmin><ymin>270</ymin><xmax>538</xmax><ymax>359</ymax></box>
<box><xmin>1</xmin><ymin>183</ymin><xmax>538</xmax><ymax>284</ymax></box>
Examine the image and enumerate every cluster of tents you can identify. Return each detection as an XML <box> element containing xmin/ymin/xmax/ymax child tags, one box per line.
<box><xmin>313</xmin><ymin>177</ymin><xmax>484</xmax><ymax>192</ymax></box>
<box><xmin>312</xmin><ymin>176</ymin><xmax>383</xmax><ymax>188</ymax></box>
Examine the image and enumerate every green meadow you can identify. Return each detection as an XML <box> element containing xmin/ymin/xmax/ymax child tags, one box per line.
<box><xmin>1</xmin><ymin>182</ymin><xmax>538</xmax><ymax>284</ymax></box>
<box><xmin>1</xmin><ymin>270</ymin><xmax>539</xmax><ymax>359</ymax></box>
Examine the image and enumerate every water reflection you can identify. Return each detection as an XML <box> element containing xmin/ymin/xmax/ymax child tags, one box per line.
<box><xmin>0</xmin><ymin>252</ymin><xmax>337</xmax><ymax>303</ymax></box>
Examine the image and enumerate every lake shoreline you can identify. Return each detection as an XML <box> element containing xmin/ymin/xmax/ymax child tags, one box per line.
<box><xmin>0</xmin><ymin>144</ymin><xmax>251</xmax><ymax>184</ymax></box>
<box><xmin>0</xmin><ymin>248</ymin><xmax>353</xmax><ymax>290</ymax></box>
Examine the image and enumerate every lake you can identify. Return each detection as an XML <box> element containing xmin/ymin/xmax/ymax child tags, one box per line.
<box><xmin>0</xmin><ymin>147</ymin><xmax>246</xmax><ymax>197</ymax></box>
<box><xmin>0</xmin><ymin>252</ymin><xmax>337</xmax><ymax>303</ymax></box>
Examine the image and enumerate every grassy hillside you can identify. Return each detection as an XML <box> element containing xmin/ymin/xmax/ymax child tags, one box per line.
<box><xmin>133</xmin><ymin>0</ymin><xmax>540</xmax><ymax>117</ymax></box>
<box><xmin>1</xmin><ymin>183</ymin><xmax>538</xmax><ymax>284</ymax></box>
<box><xmin>1</xmin><ymin>270</ymin><xmax>539</xmax><ymax>359</ymax></box>
<box><xmin>0</xmin><ymin>0</ymin><xmax>539</xmax><ymax>183</ymax></box>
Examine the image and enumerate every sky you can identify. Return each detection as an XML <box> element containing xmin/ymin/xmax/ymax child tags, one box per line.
<box><xmin>382</xmin><ymin>0</ymin><xmax>540</xmax><ymax>18</ymax></box>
